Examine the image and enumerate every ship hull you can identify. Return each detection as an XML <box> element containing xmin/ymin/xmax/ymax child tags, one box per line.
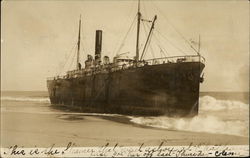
<box><xmin>47</xmin><ymin>62</ymin><xmax>205</xmax><ymax>117</ymax></box>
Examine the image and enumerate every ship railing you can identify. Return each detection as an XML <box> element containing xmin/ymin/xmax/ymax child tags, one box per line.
<box><xmin>47</xmin><ymin>55</ymin><xmax>205</xmax><ymax>80</ymax></box>
<box><xmin>46</xmin><ymin>75</ymin><xmax>66</xmax><ymax>80</ymax></box>
<box><xmin>144</xmin><ymin>55</ymin><xmax>205</xmax><ymax>66</ymax></box>
<box><xmin>110</xmin><ymin>55</ymin><xmax>205</xmax><ymax>71</ymax></box>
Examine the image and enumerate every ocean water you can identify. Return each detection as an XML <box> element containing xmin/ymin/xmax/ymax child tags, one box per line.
<box><xmin>1</xmin><ymin>91</ymin><xmax>249</xmax><ymax>137</ymax></box>
<box><xmin>130</xmin><ymin>92</ymin><xmax>249</xmax><ymax>137</ymax></box>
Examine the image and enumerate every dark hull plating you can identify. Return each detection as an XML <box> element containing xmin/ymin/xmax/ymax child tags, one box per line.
<box><xmin>47</xmin><ymin>62</ymin><xmax>205</xmax><ymax>116</ymax></box>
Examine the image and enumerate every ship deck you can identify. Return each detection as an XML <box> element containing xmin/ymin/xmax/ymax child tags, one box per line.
<box><xmin>47</xmin><ymin>55</ymin><xmax>205</xmax><ymax>80</ymax></box>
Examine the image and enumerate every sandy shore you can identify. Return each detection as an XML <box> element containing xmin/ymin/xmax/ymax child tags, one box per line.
<box><xmin>1</xmin><ymin>109</ymin><xmax>248</xmax><ymax>148</ymax></box>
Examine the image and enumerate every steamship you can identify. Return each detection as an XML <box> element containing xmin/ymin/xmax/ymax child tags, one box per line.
<box><xmin>47</xmin><ymin>1</ymin><xmax>205</xmax><ymax>116</ymax></box>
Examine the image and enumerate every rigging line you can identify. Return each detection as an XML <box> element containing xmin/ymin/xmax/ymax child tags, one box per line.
<box><xmin>143</xmin><ymin>31</ymin><xmax>153</xmax><ymax>59</ymax></box>
<box><xmin>144</xmin><ymin>22</ymin><xmax>156</xmax><ymax>59</ymax></box>
<box><xmin>114</xmin><ymin>14</ymin><xmax>137</xmax><ymax>55</ymax></box>
<box><xmin>80</xmin><ymin>7</ymin><xmax>92</xmax><ymax>56</ymax></box>
<box><xmin>75</xmin><ymin>17</ymin><xmax>88</xmax><ymax>64</ymax></box>
<box><xmin>152</xmin><ymin>32</ymin><xmax>169</xmax><ymax>57</ymax></box>
<box><xmin>68</xmin><ymin>44</ymin><xmax>78</xmax><ymax>71</ymax></box>
<box><xmin>144</xmin><ymin>21</ymin><xmax>166</xmax><ymax>57</ymax></box>
<box><xmin>150</xmin><ymin>36</ymin><xmax>164</xmax><ymax>57</ymax></box>
<box><xmin>162</xmin><ymin>46</ymin><xmax>169</xmax><ymax>57</ymax></box>
<box><xmin>140</xmin><ymin>21</ymin><xmax>151</xmax><ymax>60</ymax></box>
<box><xmin>80</xmin><ymin>33</ymin><xmax>87</xmax><ymax>57</ymax></box>
<box><xmin>116</xmin><ymin>14</ymin><xmax>137</xmax><ymax>55</ymax></box>
<box><xmin>81</xmin><ymin>39</ymin><xmax>92</xmax><ymax>59</ymax></box>
<box><xmin>81</xmin><ymin>43</ymin><xmax>87</xmax><ymax>61</ymax></box>
<box><xmin>159</xmin><ymin>46</ymin><xmax>163</xmax><ymax>58</ymax></box>
<box><xmin>155</xmin><ymin>28</ymin><xmax>187</xmax><ymax>55</ymax></box>
<box><xmin>62</xmin><ymin>44</ymin><xmax>77</xmax><ymax>74</ymax></box>
<box><xmin>80</xmin><ymin>30</ymin><xmax>92</xmax><ymax>60</ymax></box>
<box><xmin>146</xmin><ymin>23</ymin><xmax>170</xmax><ymax>57</ymax></box>
<box><xmin>141</xmin><ymin>21</ymin><xmax>148</xmax><ymax>58</ymax></box>
<box><xmin>153</xmin><ymin>34</ymin><xmax>169</xmax><ymax>57</ymax></box>
<box><xmin>80</xmin><ymin>29</ymin><xmax>91</xmax><ymax>57</ymax></box>
<box><xmin>151</xmin><ymin>30</ymin><xmax>170</xmax><ymax>57</ymax></box>
<box><xmin>79</xmin><ymin>42</ymin><xmax>83</xmax><ymax>63</ymax></box>
<box><xmin>143</xmin><ymin>13</ymin><xmax>186</xmax><ymax>55</ymax></box>
<box><xmin>57</xmin><ymin>17</ymin><xmax>84</xmax><ymax>76</ymax></box>
<box><xmin>150</xmin><ymin>0</ymin><xmax>198</xmax><ymax>54</ymax></box>
<box><xmin>156</xmin><ymin>40</ymin><xmax>169</xmax><ymax>57</ymax></box>
<box><xmin>111</xmin><ymin>1</ymin><xmax>137</xmax><ymax>57</ymax></box>
<box><xmin>147</xmin><ymin>37</ymin><xmax>156</xmax><ymax>60</ymax></box>
<box><xmin>141</xmin><ymin>22</ymin><xmax>154</xmax><ymax>60</ymax></box>
<box><xmin>79</xmin><ymin>21</ymin><xmax>91</xmax><ymax>58</ymax></box>
<box><xmin>142</xmin><ymin>20</ymin><xmax>149</xmax><ymax>42</ymax></box>
<box><xmin>158</xmin><ymin>44</ymin><xmax>168</xmax><ymax>57</ymax></box>
<box><xmin>158</xmin><ymin>43</ymin><xmax>165</xmax><ymax>58</ymax></box>
<box><xmin>149</xmin><ymin>41</ymin><xmax>155</xmax><ymax>59</ymax></box>
<box><xmin>57</xmin><ymin>42</ymin><xmax>78</xmax><ymax>76</ymax></box>
<box><xmin>141</xmin><ymin>21</ymin><xmax>153</xmax><ymax>59</ymax></box>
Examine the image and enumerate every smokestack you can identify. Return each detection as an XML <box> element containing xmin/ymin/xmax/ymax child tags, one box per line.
<box><xmin>95</xmin><ymin>30</ymin><xmax>102</xmax><ymax>61</ymax></box>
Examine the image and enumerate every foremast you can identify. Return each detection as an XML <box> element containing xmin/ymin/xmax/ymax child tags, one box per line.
<box><xmin>135</xmin><ymin>0</ymin><xmax>157</xmax><ymax>62</ymax></box>
<box><xmin>135</xmin><ymin>0</ymin><xmax>141</xmax><ymax>62</ymax></box>
<box><xmin>76</xmin><ymin>15</ymin><xmax>81</xmax><ymax>70</ymax></box>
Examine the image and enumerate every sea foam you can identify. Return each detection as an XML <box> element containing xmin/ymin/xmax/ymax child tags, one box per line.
<box><xmin>199</xmin><ymin>95</ymin><xmax>248</xmax><ymax>111</ymax></box>
<box><xmin>130</xmin><ymin>96</ymin><xmax>249</xmax><ymax>137</ymax></box>
<box><xmin>1</xmin><ymin>96</ymin><xmax>50</xmax><ymax>103</ymax></box>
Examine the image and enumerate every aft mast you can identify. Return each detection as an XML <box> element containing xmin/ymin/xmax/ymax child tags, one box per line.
<box><xmin>76</xmin><ymin>15</ymin><xmax>81</xmax><ymax>70</ymax></box>
<box><xmin>135</xmin><ymin>0</ymin><xmax>141</xmax><ymax>62</ymax></box>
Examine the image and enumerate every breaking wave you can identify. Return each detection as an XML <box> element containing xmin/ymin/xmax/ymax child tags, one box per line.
<box><xmin>199</xmin><ymin>95</ymin><xmax>248</xmax><ymax>111</ymax></box>
<box><xmin>1</xmin><ymin>96</ymin><xmax>50</xmax><ymax>103</ymax></box>
<box><xmin>130</xmin><ymin>115</ymin><xmax>248</xmax><ymax>137</ymax></box>
<box><xmin>130</xmin><ymin>96</ymin><xmax>249</xmax><ymax>137</ymax></box>
<box><xmin>1</xmin><ymin>94</ymin><xmax>249</xmax><ymax>136</ymax></box>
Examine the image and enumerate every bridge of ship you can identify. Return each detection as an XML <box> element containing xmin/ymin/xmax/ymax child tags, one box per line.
<box><xmin>47</xmin><ymin>55</ymin><xmax>205</xmax><ymax>80</ymax></box>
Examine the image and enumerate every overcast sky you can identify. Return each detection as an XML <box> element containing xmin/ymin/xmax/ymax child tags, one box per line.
<box><xmin>1</xmin><ymin>0</ymin><xmax>249</xmax><ymax>91</ymax></box>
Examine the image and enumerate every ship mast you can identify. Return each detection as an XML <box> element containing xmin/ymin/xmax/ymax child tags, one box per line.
<box><xmin>135</xmin><ymin>0</ymin><xmax>141</xmax><ymax>62</ymax></box>
<box><xmin>76</xmin><ymin>15</ymin><xmax>81</xmax><ymax>70</ymax></box>
<box><xmin>140</xmin><ymin>15</ymin><xmax>157</xmax><ymax>60</ymax></box>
